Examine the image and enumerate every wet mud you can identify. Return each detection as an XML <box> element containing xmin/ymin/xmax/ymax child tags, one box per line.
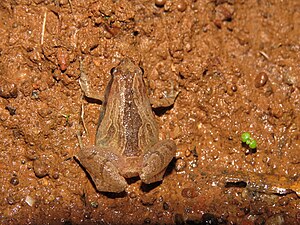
<box><xmin>0</xmin><ymin>0</ymin><xmax>299</xmax><ymax>224</ymax></box>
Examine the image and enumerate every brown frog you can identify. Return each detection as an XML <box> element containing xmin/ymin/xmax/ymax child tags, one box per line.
<box><xmin>77</xmin><ymin>59</ymin><xmax>176</xmax><ymax>193</ymax></box>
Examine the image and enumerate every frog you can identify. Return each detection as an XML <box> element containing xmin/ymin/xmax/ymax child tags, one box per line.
<box><xmin>76</xmin><ymin>58</ymin><xmax>177</xmax><ymax>193</ymax></box>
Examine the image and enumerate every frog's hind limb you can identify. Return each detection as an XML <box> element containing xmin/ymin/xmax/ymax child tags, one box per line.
<box><xmin>76</xmin><ymin>146</ymin><xmax>128</xmax><ymax>193</ymax></box>
<box><xmin>140</xmin><ymin>140</ymin><xmax>176</xmax><ymax>184</ymax></box>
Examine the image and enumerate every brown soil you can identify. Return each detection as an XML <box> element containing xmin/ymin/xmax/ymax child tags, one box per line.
<box><xmin>0</xmin><ymin>0</ymin><xmax>299</xmax><ymax>224</ymax></box>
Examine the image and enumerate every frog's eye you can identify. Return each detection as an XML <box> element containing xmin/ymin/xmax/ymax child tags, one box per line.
<box><xmin>110</xmin><ymin>67</ymin><xmax>117</xmax><ymax>75</ymax></box>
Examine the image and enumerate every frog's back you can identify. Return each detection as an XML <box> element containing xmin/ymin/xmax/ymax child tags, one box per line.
<box><xmin>95</xmin><ymin>59</ymin><xmax>159</xmax><ymax>157</ymax></box>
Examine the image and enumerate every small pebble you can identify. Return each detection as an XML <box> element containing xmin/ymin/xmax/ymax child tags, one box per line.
<box><xmin>185</xmin><ymin>149</ymin><xmax>191</xmax><ymax>157</ymax></box>
<box><xmin>10</xmin><ymin>177</ymin><xmax>19</xmax><ymax>186</ymax></box>
<box><xmin>155</xmin><ymin>0</ymin><xmax>166</xmax><ymax>7</ymax></box>
<box><xmin>38</xmin><ymin>108</ymin><xmax>52</xmax><ymax>118</ymax></box>
<box><xmin>52</xmin><ymin>172</ymin><xmax>60</xmax><ymax>179</ymax></box>
<box><xmin>6</xmin><ymin>196</ymin><xmax>15</xmax><ymax>205</ymax></box>
<box><xmin>12</xmin><ymin>22</ymin><xmax>18</xmax><ymax>28</ymax></box>
<box><xmin>163</xmin><ymin>202</ymin><xmax>170</xmax><ymax>210</ymax></box>
<box><xmin>231</xmin><ymin>84</ymin><xmax>237</xmax><ymax>92</ymax></box>
<box><xmin>177</xmin><ymin>0</ymin><xmax>187</xmax><ymax>12</ymax></box>
<box><xmin>33</xmin><ymin>158</ymin><xmax>49</xmax><ymax>178</ymax></box>
<box><xmin>57</xmin><ymin>48</ymin><xmax>69</xmax><ymax>71</ymax></box>
<box><xmin>25</xmin><ymin>195</ymin><xmax>35</xmax><ymax>207</ymax></box>
<box><xmin>175</xmin><ymin>158</ymin><xmax>186</xmax><ymax>172</ymax></box>
<box><xmin>132</xmin><ymin>30</ymin><xmax>139</xmax><ymax>36</ymax></box>
<box><xmin>254</xmin><ymin>72</ymin><xmax>268</xmax><ymax>88</ymax></box>
<box><xmin>213</xmin><ymin>19</ymin><xmax>222</xmax><ymax>29</ymax></box>
<box><xmin>0</xmin><ymin>80</ymin><xmax>18</xmax><ymax>99</ymax></box>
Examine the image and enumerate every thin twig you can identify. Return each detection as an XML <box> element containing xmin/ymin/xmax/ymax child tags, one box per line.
<box><xmin>68</xmin><ymin>0</ymin><xmax>74</xmax><ymax>15</ymax></box>
<box><xmin>259</xmin><ymin>51</ymin><xmax>270</xmax><ymax>60</ymax></box>
<box><xmin>41</xmin><ymin>11</ymin><xmax>47</xmax><ymax>45</ymax></box>
<box><xmin>81</xmin><ymin>103</ymin><xmax>88</xmax><ymax>135</ymax></box>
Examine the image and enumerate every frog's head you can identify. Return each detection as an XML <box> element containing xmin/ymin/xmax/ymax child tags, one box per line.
<box><xmin>110</xmin><ymin>58</ymin><xmax>143</xmax><ymax>81</ymax></box>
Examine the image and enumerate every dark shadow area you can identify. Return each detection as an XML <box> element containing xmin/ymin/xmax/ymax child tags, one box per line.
<box><xmin>153</xmin><ymin>104</ymin><xmax>174</xmax><ymax>117</ymax></box>
<box><xmin>225</xmin><ymin>181</ymin><xmax>247</xmax><ymax>188</ymax></box>
<box><xmin>241</xmin><ymin>142</ymin><xmax>257</xmax><ymax>155</ymax></box>
<box><xmin>140</xmin><ymin>180</ymin><xmax>162</xmax><ymax>193</ymax></box>
<box><xmin>126</xmin><ymin>176</ymin><xmax>140</xmax><ymax>185</ymax></box>
<box><xmin>102</xmin><ymin>191</ymin><xmax>127</xmax><ymax>199</ymax></box>
<box><xmin>165</xmin><ymin>157</ymin><xmax>176</xmax><ymax>177</ymax></box>
<box><xmin>82</xmin><ymin>96</ymin><xmax>102</xmax><ymax>105</ymax></box>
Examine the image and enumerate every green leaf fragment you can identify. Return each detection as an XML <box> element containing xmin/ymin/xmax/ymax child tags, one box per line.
<box><xmin>241</xmin><ymin>132</ymin><xmax>257</xmax><ymax>149</ymax></box>
<box><xmin>249</xmin><ymin>139</ymin><xmax>257</xmax><ymax>149</ymax></box>
<box><xmin>241</xmin><ymin>132</ymin><xmax>251</xmax><ymax>142</ymax></box>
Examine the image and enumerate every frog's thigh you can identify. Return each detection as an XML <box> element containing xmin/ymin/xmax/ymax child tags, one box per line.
<box><xmin>76</xmin><ymin>146</ymin><xmax>128</xmax><ymax>193</ymax></box>
<box><xmin>140</xmin><ymin>140</ymin><xmax>176</xmax><ymax>184</ymax></box>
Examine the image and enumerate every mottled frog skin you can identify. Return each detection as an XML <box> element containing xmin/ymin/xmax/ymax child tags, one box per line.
<box><xmin>77</xmin><ymin>59</ymin><xmax>176</xmax><ymax>193</ymax></box>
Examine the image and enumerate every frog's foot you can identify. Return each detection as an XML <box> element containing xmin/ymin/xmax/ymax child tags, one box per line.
<box><xmin>79</xmin><ymin>59</ymin><xmax>104</xmax><ymax>101</ymax></box>
<box><xmin>140</xmin><ymin>140</ymin><xmax>176</xmax><ymax>184</ymax></box>
<box><xmin>141</xmin><ymin>167</ymin><xmax>166</xmax><ymax>184</ymax></box>
<box><xmin>100</xmin><ymin>161</ymin><xmax>128</xmax><ymax>193</ymax></box>
<box><xmin>76</xmin><ymin>146</ymin><xmax>127</xmax><ymax>193</ymax></box>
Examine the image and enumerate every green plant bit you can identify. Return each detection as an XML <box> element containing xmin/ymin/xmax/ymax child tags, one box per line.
<box><xmin>62</xmin><ymin>114</ymin><xmax>70</xmax><ymax>123</ymax></box>
<box><xmin>241</xmin><ymin>132</ymin><xmax>251</xmax><ymax>143</ymax></box>
<box><xmin>249</xmin><ymin>139</ymin><xmax>257</xmax><ymax>149</ymax></box>
<box><xmin>241</xmin><ymin>132</ymin><xmax>257</xmax><ymax>149</ymax></box>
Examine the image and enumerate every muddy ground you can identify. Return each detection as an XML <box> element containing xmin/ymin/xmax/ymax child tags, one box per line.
<box><xmin>0</xmin><ymin>0</ymin><xmax>299</xmax><ymax>224</ymax></box>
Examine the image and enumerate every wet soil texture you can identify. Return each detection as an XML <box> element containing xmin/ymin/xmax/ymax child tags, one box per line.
<box><xmin>0</xmin><ymin>0</ymin><xmax>299</xmax><ymax>224</ymax></box>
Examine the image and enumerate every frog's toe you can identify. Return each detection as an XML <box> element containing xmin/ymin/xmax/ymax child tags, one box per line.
<box><xmin>140</xmin><ymin>153</ymin><xmax>165</xmax><ymax>184</ymax></box>
<box><xmin>140</xmin><ymin>168</ymin><xmax>165</xmax><ymax>184</ymax></box>
<box><xmin>140</xmin><ymin>140</ymin><xmax>176</xmax><ymax>184</ymax></box>
<box><xmin>95</xmin><ymin>161</ymin><xmax>128</xmax><ymax>193</ymax></box>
